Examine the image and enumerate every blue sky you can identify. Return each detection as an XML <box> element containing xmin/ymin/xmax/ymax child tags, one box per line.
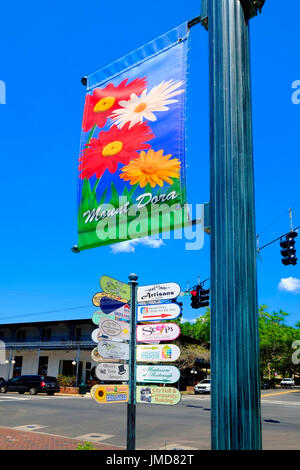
<box><xmin>0</xmin><ymin>1</ymin><xmax>299</xmax><ymax>327</ymax></box>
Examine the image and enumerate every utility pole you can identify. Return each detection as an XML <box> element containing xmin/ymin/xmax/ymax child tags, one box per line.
<box><xmin>207</xmin><ymin>0</ymin><xmax>264</xmax><ymax>449</ymax></box>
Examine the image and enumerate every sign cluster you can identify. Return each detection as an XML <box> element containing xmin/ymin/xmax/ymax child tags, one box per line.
<box><xmin>90</xmin><ymin>276</ymin><xmax>182</xmax><ymax>407</ymax></box>
<box><xmin>90</xmin><ymin>276</ymin><xmax>131</xmax><ymax>404</ymax></box>
<box><xmin>136</xmin><ymin>282</ymin><xmax>181</xmax><ymax>405</ymax></box>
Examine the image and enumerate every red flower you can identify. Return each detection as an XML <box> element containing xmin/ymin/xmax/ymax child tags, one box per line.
<box><xmin>79</xmin><ymin>122</ymin><xmax>154</xmax><ymax>180</ymax></box>
<box><xmin>82</xmin><ymin>78</ymin><xmax>147</xmax><ymax>132</ymax></box>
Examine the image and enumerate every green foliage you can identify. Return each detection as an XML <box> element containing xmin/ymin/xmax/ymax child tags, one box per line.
<box><xmin>57</xmin><ymin>374</ymin><xmax>76</xmax><ymax>387</ymax></box>
<box><xmin>76</xmin><ymin>442</ymin><xmax>97</xmax><ymax>450</ymax></box>
<box><xmin>178</xmin><ymin>308</ymin><xmax>210</xmax><ymax>346</ymax></box>
<box><xmin>180</xmin><ymin>305</ymin><xmax>300</xmax><ymax>379</ymax></box>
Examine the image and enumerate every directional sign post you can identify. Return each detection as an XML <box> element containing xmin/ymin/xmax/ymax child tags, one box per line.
<box><xmin>137</xmin><ymin>365</ymin><xmax>180</xmax><ymax>384</ymax></box>
<box><xmin>95</xmin><ymin>363</ymin><xmax>129</xmax><ymax>382</ymax></box>
<box><xmin>136</xmin><ymin>344</ymin><xmax>181</xmax><ymax>363</ymax></box>
<box><xmin>127</xmin><ymin>274</ymin><xmax>138</xmax><ymax>451</ymax></box>
<box><xmin>136</xmin><ymin>323</ymin><xmax>180</xmax><ymax>342</ymax></box>
<box><xmin>137</xmin><ymin>303</ymin><xmax>181</xmax><ymax>322</ymax></box>
<box><xmin>100</xmin><ymin>275</ymin><xmax>131</xmax><ymax>301</ymax></box>
<box><xmin>137</xmin><ymin>282</ymin><xmax>181</xmax><ymax>303</ymax></box>
<box><xmin>136</xmin><ymin>386</ymin><xmax>181</xmax><ymax>405</ymax></box>
<box><xmin>98</xmin><ymin>339</ymin><xmax>129</xmax><ymax>361</ymax></box>
<box><xmin>91</xmin><ymin>384</ymin><xmax>129</xmax><ymax>404</ymax></box>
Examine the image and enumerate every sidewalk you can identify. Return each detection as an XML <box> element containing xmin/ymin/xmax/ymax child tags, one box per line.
<box><xmin>0</xmin><ymin>426</ymin><xmax>124</xmax><ymax>450</ymax></box>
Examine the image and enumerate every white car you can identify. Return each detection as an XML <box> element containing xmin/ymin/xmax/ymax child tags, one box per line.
<box><xmin>280</xmin><ymin>378</ymin><xmax>295</xmax><ymax>388</ymax></box>
<box><xmin>194</xmin><ymin>379</ymin><xmax>211</xmax><ymax>394</ymax></box>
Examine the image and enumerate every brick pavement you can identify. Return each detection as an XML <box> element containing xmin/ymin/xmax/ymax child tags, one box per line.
<box><xmin>0</xmin><ymin>426</ymin><xmax>123</xmax><ymax>450</ymax></box>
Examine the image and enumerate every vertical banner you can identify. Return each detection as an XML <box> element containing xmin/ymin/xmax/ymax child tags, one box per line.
<box><xmin>77</xmin><ymin>24</ymin><xmax>189</xmax><ymax>251</ymax></box>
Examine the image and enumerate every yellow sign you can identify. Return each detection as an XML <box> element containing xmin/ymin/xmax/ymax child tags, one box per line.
<box><xmin>92</xmin><ymin>291</ymin><xmax>128</xmax><ymax>306</ymax></box>
<box><xmin>90</xmin><ymin>384</ymin><xmax>129</xmax><ymax>404</ymax></box>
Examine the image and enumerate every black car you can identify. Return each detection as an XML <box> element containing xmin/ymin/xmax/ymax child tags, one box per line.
<box><xmin>0</xmin><ymin>375</ymin><xmax>60</xmax><ymax>395</ymax></box>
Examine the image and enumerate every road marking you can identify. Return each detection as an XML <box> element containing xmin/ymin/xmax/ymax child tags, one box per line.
<box><xmin>75</xmin><ymin>433</ymin><xmax>114</xmax><ymax>442</ymax></box>
<box><xmin>0</xmin><ymin>396</ymin><xmax>29</xmax><ymax>401</ymax></box>
<box><xmin>261</xmin><ymin>390</ymin><xmax>300</xmax><ymax>398</ymax></box>
<box><xmin>262</xmin><ymin>400</ymin><xmax>300</xmax><ymax>407</ymax></box>
<box><xmin>13</xmin><ymin>424</ymin><xmax>48</xmax><ymax>431</ymax></box>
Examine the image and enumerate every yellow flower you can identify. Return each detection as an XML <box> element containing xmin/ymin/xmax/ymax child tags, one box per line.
<box><xmin>120</xmin><ymin>149</ymin><xmax>181</xmax><ymax>188</ymax></box>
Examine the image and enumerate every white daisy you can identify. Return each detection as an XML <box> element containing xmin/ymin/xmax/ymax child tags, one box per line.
<box><xmin>110</xmin><ymin>79</ymin><xmax>185</xmax><ymax>128</ymax></box>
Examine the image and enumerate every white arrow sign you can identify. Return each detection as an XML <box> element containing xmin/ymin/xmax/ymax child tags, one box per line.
<box><xmin>99</xmin><ymin>318</ymin><xmax>130</xmax><ymax>341</ymax></box>
<box><xmin>137</xmin><ymin>303</ymin><xmax>181</xmax><ymax>322</ymax></box>
<box><xmin>136</xmin><ymin>323</ymin><xmax>180</xmax><ymax>342</ymax></box>
<box><xmin>95</xmin><ymin>363</ymin><xmax>129</xmax><ymax>381</ymax></box>
<box><xmin>98</xmin><ymin>339</ymin><xmax>129</xmax><ymax>361</ymax></box>
<box><xmin>137</xmin><ymin>365</ymin><xmax>180</xmax><ymax>384</ymax></box>
<box><xmin>136</xmin><ymin>344</ymin><xmax>181</xmax><ymax>362</ymax></box>
<box><xmin>137</xmin><ymin>282</ymin><xmax>181</xmax><ymax>303</ymax></box>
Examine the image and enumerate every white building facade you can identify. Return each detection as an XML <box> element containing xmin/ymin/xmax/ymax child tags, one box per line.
<box><xmin>0</xmin><ymin>319</ymin><xmax>97</xmax><ymax>385</ymax></box>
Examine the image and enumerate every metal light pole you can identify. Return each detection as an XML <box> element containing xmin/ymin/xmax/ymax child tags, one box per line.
<box><xmin>208</xmin><ymin>0</ymin><xmax>264</xmax><ymax>450</ymax></box>
<box><xmin>127</xmin><ymin>273</ymin><xmax>138</xmax><ymax>450</ymax></box>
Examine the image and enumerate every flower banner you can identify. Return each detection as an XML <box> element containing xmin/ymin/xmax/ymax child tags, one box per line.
<box><xmin>77</xmin><ymin>23</ymin><xmax>189</xmax><ymax>251</ymax></box>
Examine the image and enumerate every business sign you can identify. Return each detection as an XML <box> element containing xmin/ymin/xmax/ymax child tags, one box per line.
<box><xmin>137</xmin><ymin>283</ymin><xmax>181</xmax><ymax>303</ymax></box>
<box><xmin>136</xmin><ymin>323</ymin><xmax>180</xmax><ymax>342</ymax></box>
<box><xmin>95</xmin><ymin>363</ymin><xmax>129</xmax><ymax>381</ymax></box>
<box><xmin>100</xmin><ymin>296</ymin><xmax>127</xmax><ymax>314</ymax></box>
<box><xmin>92</xmin><ymin>305</ymin><xmax>130</xmax><ymax>325</ymax></box>
<box><xmin>98</xmin><ymin>339</ymin><xmax>129</xmax><ymax>361</ymax></box>
<box><xmin>92</xmin><ymin>292</ymin><xmax>128</xmax><ymax>313</ymax></box>
<box><xmin>91</xmin><ymin>384</ymin><xmax>129</xmax><ymax>404</ymax></box>
<box><xmin>136</xmin><ymin>344</ymin><xmax>181</xmax><ymax>362</ymax></box>
<box><xmin>137</xmin><ymin>303</ymin><xmax>180</xmax><ymax>322</ymax></box>
<box><xmin>76</xmin><ymin>23</ymin><xmax>189</xmax><ymax>252</ymax></box>
<box><xmin>100</xmin><ymin>275</ymin><xmax>131</xmax><ymax>301</ymax></box>
<box><xmin>92</xmin><ymin>291</ymin><xmax>128</xmax><ymax>307</ymax></box>
<box><xmin>99</xmin><ymin>317</ymin><xmax>130</xmax><ymax>340</ymax></box>
<box><xmin>136</xmin><ymin>386</ymin><xmax>181</xmax><ymax>405</ymax></box>
<box><xmin>137</xmin><ymin>365</ymin><xmax>180</xmax><ymax>384</ymax></box>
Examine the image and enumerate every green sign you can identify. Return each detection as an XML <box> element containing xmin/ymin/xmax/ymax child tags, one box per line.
<box><xmin>100</xmin><ymin>275</ymin><xmax>131</xmax><ymax>301</ymax></box>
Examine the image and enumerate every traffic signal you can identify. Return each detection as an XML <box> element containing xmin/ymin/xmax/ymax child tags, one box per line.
<box><xmin>190</xmin><ymin>285</ymin><xmax>210</xmax><ymax>309</ymax></box>
<box><xmin>199</xmin><ymin>287</ymin><xmax>210</xmax><ymax>308</ymax></box>
<box><xmin>280</xmin><ymin>231</ymin><xmax>298</xmax><ymax>266</ymax></box>
<box><xmin>190</xmin><ymin>287</ymin><xmax>200</xmax><ymax>309</ymax></box>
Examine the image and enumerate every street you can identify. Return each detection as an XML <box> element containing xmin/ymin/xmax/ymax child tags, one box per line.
<box><xmin>0</xmin><ymin>389</ymin><xmax>299</xmax><ymax>450</ymax></box>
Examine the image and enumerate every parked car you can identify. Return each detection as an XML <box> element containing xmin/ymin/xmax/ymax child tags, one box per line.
<box><xmin>280</xmin><ymin>378</ymin><xmax>295</xmax><ymax>388</ymax></box>
<box><xmin>194</xmin><ymin>379</ymin><xmax>211</xmax><ymax>394</ymax></box>
<box><xmin>0</xmin><ymin>375</ymin><xmax>60</xmax><ymax>395</ymax></box>
<box><xmin>0</xmin><ymin>377</ymin><xmax>4</xmax><ymax>385</ymax></box>
<box><xmin>261</xmin><ymin>379</ymin><xmax>277</xmax><ymax>390</ymax></box>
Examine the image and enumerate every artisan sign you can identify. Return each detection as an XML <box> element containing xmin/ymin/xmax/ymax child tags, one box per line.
<box><xmin>137</xmin><ymin>282</ymin><xmax>181</xmax><ymax>303</ymax></box>
<box><xmin>136</xmin><ymin>386</ymin><xmax>181</xmax><ymax>405</ymax></box>
<box><xmin>137</xmin><ymin>365</ymin><xmax>180</xmax><ymax>384</ymax></box>
<box><xmin>137</xmin><ymin>303</ymin><xmax>181</xmax><ymax>322</ymax></box>
<box><xmin>91</xmin><ymin>384</ymin><xmax>129</xmax><ymax>404</ymax></box>
<box><xmin>98</xmin><ymin>339</ymin><xmax>129</xmax><ymax>361</ymax></box>
<box><xmin>136</xmin><ymin>344</ymin><xmax>181</xmax><ymax>362</ymax></box>
<box><xmin>95</xmin><ymin>363</ymin><xmax>129</xmax><ymax>381</ymax></box>
<box><xmin>100</xmin><ymin>275</ymin><xmax>131</xmax><ymax>301</ymax></box>
<box><xmin>136</xmin><ymin>323</ymin><xmax>180</xmax><ymax>342</ymax></box>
